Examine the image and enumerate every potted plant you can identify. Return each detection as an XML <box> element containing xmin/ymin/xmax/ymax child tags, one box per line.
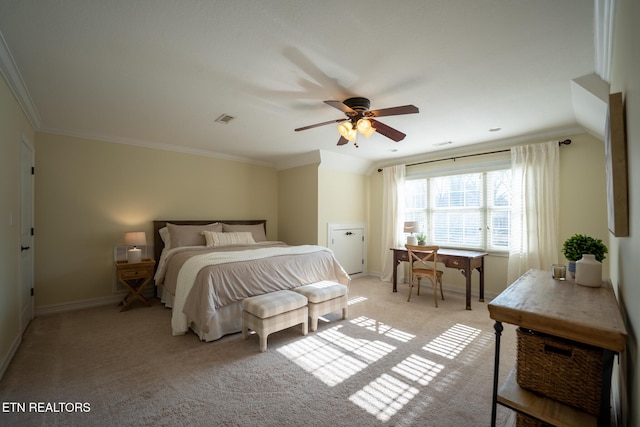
<box><xmin>417</xmin><ymin>233</ymin><xmax>426</xmax><ymax>245</ymax></box>
<box><xmin>562</xmin><ymin>234</ymin><xmax>608</xmax><ymax>277</ymax></box>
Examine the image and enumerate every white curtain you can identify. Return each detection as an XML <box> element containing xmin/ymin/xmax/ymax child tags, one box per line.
<box><xmin>380</xmin><ymin>165</ymin><xmax>406</xmax><ymax>282</ymax></box>
<box><xmin>507</xmin><ymin>141</ymin><xmax>560</xmax><ymax>284</ymax></box>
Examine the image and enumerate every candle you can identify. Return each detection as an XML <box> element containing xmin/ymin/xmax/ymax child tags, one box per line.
<box><xmin>552</xmin><ymin>264</ymin><xmax>566</xmax><ymax>280</ymax></box>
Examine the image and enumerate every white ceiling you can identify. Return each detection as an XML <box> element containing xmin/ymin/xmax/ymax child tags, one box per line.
<box><xmin>0</xmin><ymin>1</ymin><xmax>599</xmax><ymax>170</ymax></box>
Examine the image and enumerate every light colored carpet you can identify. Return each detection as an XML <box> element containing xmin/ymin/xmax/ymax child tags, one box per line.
<box><xmin>0</xmin><ymin>276</ymin><xmax>517</xmax><ymax>426</ymax></box>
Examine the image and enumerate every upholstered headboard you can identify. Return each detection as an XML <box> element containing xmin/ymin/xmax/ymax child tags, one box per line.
<box><xmin>152</xmin><ymin>220</ymin><xmax>267</xmax><ymax>268</ymax></box>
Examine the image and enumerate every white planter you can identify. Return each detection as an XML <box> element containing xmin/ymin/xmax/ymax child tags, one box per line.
<box><xmin>575</xmin><ymin>254</ymin><xmax>602</xmax><ymax>287</ymax></box>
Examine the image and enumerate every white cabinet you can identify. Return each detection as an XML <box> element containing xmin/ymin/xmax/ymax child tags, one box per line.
<box><xmin>328</xmin><ymin>223</ymin><xmax>365</xmax><ymax>275</ymax></box>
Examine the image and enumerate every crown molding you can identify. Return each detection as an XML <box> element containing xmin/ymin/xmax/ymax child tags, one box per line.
<box><xmin>38</xmin><ymin>126</ymin><xmax>274</xmax><ymax>168</ymax></box>
<box><xmin>0</xmin><ymin>30</ymin><xmax>41</xmax><ymax>129</ymax></box>
<box><xmin>373</xmin><ymin>125</ymin><xmax>586</xmax><ymax>171</ymax></box>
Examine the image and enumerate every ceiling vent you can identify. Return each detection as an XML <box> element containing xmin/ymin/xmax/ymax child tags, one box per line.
<box><xmin>215</xmin><ymin>114</ymin><xmax>235</xmax><ymax>124</ymax></box>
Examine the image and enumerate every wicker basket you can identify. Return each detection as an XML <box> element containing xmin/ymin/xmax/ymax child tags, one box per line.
<box><xmin>515</xmin><ymin>413</ymin><xmax>552</xmax><ymax>427</ymax></box>
<box><xmin>516</xmin><ymin>328</ymin><xmax>603</xmax><ymax>416</ymax></box>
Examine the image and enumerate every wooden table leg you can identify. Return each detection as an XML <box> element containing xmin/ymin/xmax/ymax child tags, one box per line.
<box><xmin>478</xmin><ymin>261</ymin><xmax>485</xmax><ymax>303</ymax></box>
<box><xmin>491</xmin><ymin>321</ymin><xmax>503</xmax><ymax>427</ymax></box>
<box><xmin>460</xmin><ymin>259</ymin><xmax>472</xmax><ymax>310</ymax></box>
<box><xmin>118</xmin><ymin>277</ymin><xmax>152</xmax><ymax>311</ymax></box>
<box><xmin>392</xmin><ymin>252</ymin><xmax>399</xmax><ymax>292</ymax></box>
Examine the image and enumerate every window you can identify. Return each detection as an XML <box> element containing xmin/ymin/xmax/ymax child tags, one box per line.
<box><xmin>404</xmin><ymin>169</ymin><xmax>511</xmax><ymax>252</ymax></box>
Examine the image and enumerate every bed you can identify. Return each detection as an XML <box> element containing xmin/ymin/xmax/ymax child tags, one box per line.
<box><xmin>152</xmin><ymin>220</ymin><xmax>350</xmax><ymax>341</ymax></box>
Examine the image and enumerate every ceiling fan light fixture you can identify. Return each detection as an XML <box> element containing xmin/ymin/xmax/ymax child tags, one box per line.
<box><xmin>337</xmin><ymin>122</ymin><xmax>357</xmax><ymax>141</ymax></box>
<box><xmin>298</xmin><ymin>97</ymin><xmax>418</xmax><ymax>146</ymax></box>
<box><xmin>357</xmin><ymin>118</ymin><xmax>376</xmax><ymax>138</ymax></box>
<box><xmin>362</xmin><ymin>126</ymin><xmax>376</xmax><ymax>138</ymax></box>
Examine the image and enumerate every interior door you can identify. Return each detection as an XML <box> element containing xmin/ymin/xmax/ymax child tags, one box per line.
<box><xmin>20</xmin><ymin>137</ymin><xmax>34</xmax><ymax>332</ymax></box>
<box><xmin>330</xmin><ymin>227</ymin><xmax>364</xmax><ymax>275</ymax></box>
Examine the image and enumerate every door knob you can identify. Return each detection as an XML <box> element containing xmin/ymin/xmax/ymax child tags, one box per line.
<box><xmin>21</xmin><ymin>246</ymin><xmax>30</xmax><ymax>251</ymax></box>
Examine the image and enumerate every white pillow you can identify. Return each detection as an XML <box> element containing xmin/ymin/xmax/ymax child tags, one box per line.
<box><xmin>203</xmin><ymin>231</ymin><xmax>256</xmax><ymax>247</ymax></box>
<box><xmin>159</xmin><ymin>227</ymin><xmax>170</xmax><ymax>248</ymax></box>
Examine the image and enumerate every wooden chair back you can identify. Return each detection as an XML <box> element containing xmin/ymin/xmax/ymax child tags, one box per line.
<box><xmin>405</xmin><ymin>245</ymin><xmax>439</xmax><ymax>271</ymax></box>
<box><xmin>405</xmin><ymin>245</ymin><xmax>444</xmax><ymax>306</ymax></box>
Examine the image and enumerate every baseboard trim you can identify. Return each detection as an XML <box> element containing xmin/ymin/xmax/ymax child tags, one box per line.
<box><xmin>394</xmin><ymin>278</ymin><xmax>499</xmax><ymax>301</ymax></box>
<box><xmin>35</xmin><ymin>294</ymin><xmax>124</xmax><ymax>316</ymax></box>
<box><xmin>0</xmin><ymin>333</ymin><xmax>22</xmax><ymax>381</ymax></box>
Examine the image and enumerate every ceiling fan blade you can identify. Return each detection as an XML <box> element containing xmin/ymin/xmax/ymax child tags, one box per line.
<box><xmin>324</xmin><ymin>100</ymin><xmax>356</xmax><ymax>114</ymax></box>
<box><xmin>295</xmin><ymin>118</ymin><xmax>346</xmax><ymax>132</ymax></box>
<box><xmin>337</xmin><ymin>136</ymin><xmax>349</xmax><ymax>146</ymax></box>
<box><xmin>367</xmin><ymin>105</ymin><xmax>419</xmax><ymax>118</ymax></box>
<box><xmin>370</xmin><ymin>119</ymin><xmax>406</xmax><ymax>142</ymax></box>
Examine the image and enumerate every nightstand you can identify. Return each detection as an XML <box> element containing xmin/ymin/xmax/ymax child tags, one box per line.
<box><xmin>114</xmin><ymin>259</ymin><xmax>156</xmax><ymax>311</ymax></box>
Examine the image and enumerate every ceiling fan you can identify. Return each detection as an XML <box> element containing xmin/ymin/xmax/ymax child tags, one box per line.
<box><xmin>295</xmin><ymin>97</ymin><xmax>419</xmax><ymax>147</ymax></box>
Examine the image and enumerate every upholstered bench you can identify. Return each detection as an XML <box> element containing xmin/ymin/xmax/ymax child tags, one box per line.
<box><xmin>242</xmin><ymin>290</ymin><xmax>308</xmax><ymax>352</ymax></box>
<box><xmin>293</xmin><ymin>281</ymin><xmax>348</xmax><ymax>332</ymax></box>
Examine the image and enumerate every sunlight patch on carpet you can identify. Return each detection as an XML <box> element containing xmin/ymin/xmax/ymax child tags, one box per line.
<box><xmin>423</xmin><ymin>323</ymin><xmax>481</xmax><ymax>359</ymax></box>
<box><xmin>348</xmin><ymin>295</ymin><xmax>367</xmax><ymax>305</ymax></box>
<box><xmin>392</xmin><ymin>354</ymin><xmax>444</xmax><ymax>386</ymax></box>
<box><xmin>277</xmin><ymin>325</ymin><xmax>395</xmax><ymax>387</ymax></box>
<box><xmin>349</xmin><ymin>373</ymin><xmax>419</xmax><ymax>422</ymax></box>
<box><xmin>350</xmin><ymin>316</ymin><xmax>415</xmax><ymax>342</ymax></box>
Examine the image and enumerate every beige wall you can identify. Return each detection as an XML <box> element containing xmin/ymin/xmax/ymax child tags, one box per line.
<box><xmin>366</xmin><ymin>132</ymin><xmax>608</xmax><ymax>298</ymax></box>
<box><xmin>0</xmin><ymin>74</ymin><xmax>35</xmax><ymax>374</ymax></box>
<box><xmin>317</xmin><ymin>167</ymin><xmax>368</xmax><ymax>247</ymax></box>
<box><xmin>557</xmin><ymin>133</ymin><xmax>609</xmax><ymax>270</ymax></box>
<box><xmin>34</xmin><ymin>133</ymin><xmax>278</xmax><ymax>308</ymax></box>
<box><xmin>277</xmin><ymin>163</ymin><xmax>369</xmax><ymax>250</ymax></box>
<box><xmin>609</xmin><ymin>0</ymin><xmax>639</xmax><ymax>425</ymax></box>
<box><xmin>277</xmin><ymin>164</ymin><xmax>318</xmax><ymax>245</ymax></box>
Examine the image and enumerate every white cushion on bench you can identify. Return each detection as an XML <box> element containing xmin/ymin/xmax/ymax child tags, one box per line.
<box><xmin>294</xmin><ymin>280</ymin><xmax>348</xmax><ymax>303</ymax></box>
<box><xmin>242</xmin><ymin>290</ymin><xmax>308</xmax><ymax>352</ymax></box>
<box><xmin>242</xmin><ymin>289</ymin><xmax>307</xmax><ymax>318</ymax></box>
<box><xmin>293</xmin><ymin>281</ymin><xmax>348</xmax><ymax>332</ymax></box>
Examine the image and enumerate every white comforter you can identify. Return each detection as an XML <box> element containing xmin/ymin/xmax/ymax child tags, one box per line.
<box><xmin>171</xmin><ymin>245</ymin><xmax>343</xmax><ymax>335</ymax></box>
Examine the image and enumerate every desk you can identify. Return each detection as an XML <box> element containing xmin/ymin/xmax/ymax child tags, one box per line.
<box><xmin>391</xmin><ymin>247</ymin><xmax>488</xmax><ymax>310</ymax></box>
<box><xmin>488</xmin><ymin>269</ymin><xmax>627</xmax><ymax>426</ymax></box>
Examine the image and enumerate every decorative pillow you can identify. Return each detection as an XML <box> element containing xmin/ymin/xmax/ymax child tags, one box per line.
<box><xmin>203</xmin><ymin>231</ymin><xmax>255</xmax><ymax>247</ymax></box>
<box><xmin>222</xmin><ymin>223</ymin><xmax>267</xmax><ymax>242</ymax></box>
<box><xmin>158</xmin><ymin>227</ymin><xmax>170</xmax><ymax>247</ymax></box>
<box><xmin>167</xmin><ymin>223</ymin><xmax>222</xmax><ymax>248</ymax></box>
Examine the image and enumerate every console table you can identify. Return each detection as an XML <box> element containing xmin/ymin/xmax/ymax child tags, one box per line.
<box><xmin>391</xmin><ymin>247</ymin><xmax>487</xmax><ymax>310</ymax></box>
<box><xmin>488</xmin><ymin>269</ymin><xmax>627</xmax><ymax>426</ymax></box>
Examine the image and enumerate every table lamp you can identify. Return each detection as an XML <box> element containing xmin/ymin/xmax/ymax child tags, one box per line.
<box><xmin>404</xmin><ymin>221</ymin><xmax>418</xmax><ymax>245</ymax></box>
<box><xmin>124</xmin><ymin>231</ymin><xmax>146</xmax><ymax>263</ymax></box>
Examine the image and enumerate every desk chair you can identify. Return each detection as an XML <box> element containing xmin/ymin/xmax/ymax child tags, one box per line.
<box><xmin>405</xmin><ymin>245</ymin><xmax>445</xmax><ymax>307</ymax></box>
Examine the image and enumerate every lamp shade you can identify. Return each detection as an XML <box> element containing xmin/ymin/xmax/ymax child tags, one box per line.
<box><xmin>403</xmin><ymin>221</ymin><xmax>418</xmax><ymax>234</ymax></box>
<box><xmin>124</xmin><ymin>231</ymin><xmax>147</xmax><ymax>247</ymax></box>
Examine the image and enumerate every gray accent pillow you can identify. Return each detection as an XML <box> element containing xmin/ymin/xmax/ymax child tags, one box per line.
<box><xmin>222</xmin><ymin>223</ymin><xmax>266</xmax><ymax>242</ymax></box>
<box><xmin>167</xmin><ymin>223</ymin><xmax>223</xmax><ymax>248</ymax></box>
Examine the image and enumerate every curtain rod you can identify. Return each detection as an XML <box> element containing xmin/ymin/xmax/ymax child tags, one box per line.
<box><xmin>377</xmin><ymin>139</ymin><xmax>571</xmax><ymax>172</ymax></box>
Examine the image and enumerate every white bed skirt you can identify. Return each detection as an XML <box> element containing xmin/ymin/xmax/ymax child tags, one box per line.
<box><xmin>158</xmin><ymin>284</ymin><xmax>243</xmax><ymax>342</ymax></box>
